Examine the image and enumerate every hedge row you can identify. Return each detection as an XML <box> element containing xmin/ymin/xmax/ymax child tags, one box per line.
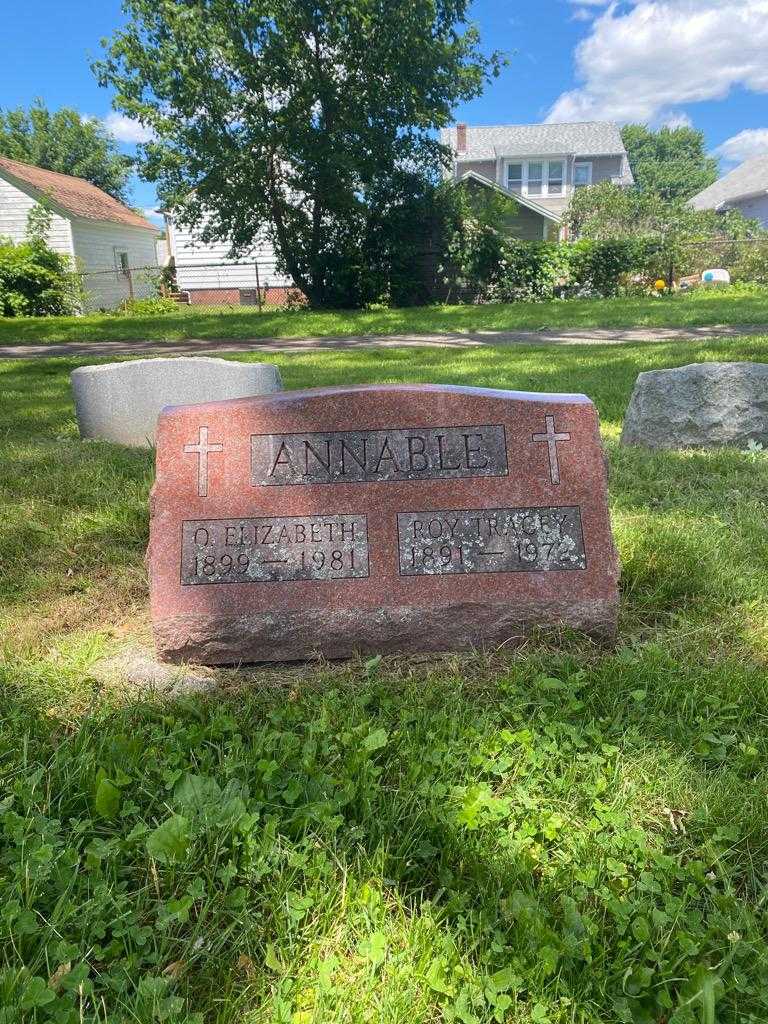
<box><xmin>444</xmin><ymin>231</ymin><xmax>768</xmax><ymax>304</ymax></box>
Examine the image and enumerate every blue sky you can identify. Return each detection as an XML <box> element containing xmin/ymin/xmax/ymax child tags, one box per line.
<box><xmin>3</xmin><ymin>0</ymin><xmax>768</xmax><ymax>220</ymax></box>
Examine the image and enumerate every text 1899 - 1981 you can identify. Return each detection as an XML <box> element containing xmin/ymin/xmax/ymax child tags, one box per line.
<box><xmin>397</xmin><ymin>506</ymin><xmax>586</xmax><ymax>576</ymax></box>
<box><xmin>181</xmin><ymin>515</ymin><xmax>369</xmax><ymax>585</ymax></box>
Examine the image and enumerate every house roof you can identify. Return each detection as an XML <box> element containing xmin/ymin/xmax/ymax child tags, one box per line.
<box><xmin>689</xmin><ymin>156</ymin><xmax>768</xmax><ymax>211</ymax></box>
<box><xmin>441</xmin><ymin>121</ymin><xmax>629</xmax><ymax>161</ymax></box>
<box><xmin>456</xmin><ymin>170</ymin><xmax>561</xmax><ymax>222</ymax></box>
<box><xmin>0</xmin><ymin>157</ymin><xmax>156</xmax><ymax>231</ymax></box>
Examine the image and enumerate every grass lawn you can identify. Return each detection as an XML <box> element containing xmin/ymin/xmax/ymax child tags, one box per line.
<box><xmin>2</xmin><ymin>287</ymin><xmax>768</xmax><ymax>345</ymax></box>
<box><xmin>2</xmin><ymin>338</ymin><xmax>768</xmax><ymax>1023</ymax></box>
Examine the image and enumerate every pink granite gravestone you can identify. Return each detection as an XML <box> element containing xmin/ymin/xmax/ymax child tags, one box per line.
<box><xmin>148</xmin><ymin>385</ymin><xmax>619</xmax><ymax>664</ymax></box>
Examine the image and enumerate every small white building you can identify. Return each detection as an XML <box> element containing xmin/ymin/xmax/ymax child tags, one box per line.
<box><xmin>165</xmin><ymin>213</ymin><xmax>295</xmax><ymax>305</ymax></box>
<box><xmin>0</xmin><ymin>156</ymin><xmax>159</xmax><ymax>311</ymax></box>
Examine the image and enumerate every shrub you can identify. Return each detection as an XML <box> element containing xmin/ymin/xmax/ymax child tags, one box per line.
<box><xmin>568</xmin><ymin>238</ymin><xmax>642</xmax><ymax>297</ymax></box>
<box><xmin>731</xmin><ymin>239</ymin><xmax>768</xmax><ymax>284</ymax></box>
<box><xmin>488</xmin><ymin>240</ymin><xmax>570</xmax><ymax>303</ymax></box>
<box><xmin>0</xmin><ymin>238</ymin><xmax>79</xmax><ymax>317</ymax></box>
<box><xmin>443</xmin><ymin>189</ymin><xmax>571</xmax><ymax>303</ymax></box>
<box><xmin>116</xmin><ymin>295</ymin><xmax>179</xmax><ymax>317</ymax></box>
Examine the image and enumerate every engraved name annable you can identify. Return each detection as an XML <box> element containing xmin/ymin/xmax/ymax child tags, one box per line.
<box><xmin>251</xmin><ymin>425</ymin><xmax>508</xmax><ymax>486</ymax></box>
<box><xmin>398</xmin><ymin>506</ymin><xmax>586</xmax><ymax>576</ymax></box>
<box><xmin>181</xmin><ymin>514</ymin><xmax>369</xmax><ymax>585</ymax></box>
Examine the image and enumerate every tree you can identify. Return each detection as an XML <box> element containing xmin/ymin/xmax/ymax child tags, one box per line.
<box><xmin>621</xmin><ymin>123</ymin><xmax>718</xmax><ymax>202</ymax></box>
<box><xmin>566</xmin><ymin>181</ymin><xmax>758</xmax><ymax>243</ymax></box>
<box><xmin>565</xmin><ymin>181</ymin><xmax>760</xmax><ymax>286</ymax></box>
<box><xmin>94</xmin><ymin>0</ymin><xmax>502</xmax><ymax>308</ymax></box>
<box><xmin>0</xmin><ymin>102</ymin><xmax>133</xmax><ymax>202</ymax></box>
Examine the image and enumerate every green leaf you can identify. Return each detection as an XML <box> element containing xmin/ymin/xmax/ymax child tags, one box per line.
<box><xmin>358</xmin><ymin>931</ymin><xmax>387</xmax><ymax>967</ymax></box>
<box><xmin>454</xmin><ymin>988</ymin><xmax>480</xmax><ymax>1024</ymax></box>
<box><xmin>20</xmin><ymin>976</ymin><xmax>56</xmax><ymax>1010</ymax></box>
<box><xmin>94</xmin><ymin>777</ymin><xmax>121</xmax><ymax>819</ymax></box>
<box><xmin>265</xmin><ymin>944</ymin><xmax>282</xmax><ymax>972</ymax></box>
<box><xmin>488</xmin><ymin>967</ymin><xmax>522</xmax><ymax>993</ymax></box>
<box><xmin>362</xmin><ymin>728</ymin><xmax>389</xmax><ymax>752</ymax></box>
<box><xmin>426</xmin><ymin>958</ymin><xmax>452</xmax><ymax>995</ymax></box>
<box><xmin>60</xmin><ymin>963</ymin><xmax>89</xmax><ymax>992</ymax></box>
<box><xmin>174</xmin><ymin>773</ymin><xmax>221</xmax><ymax>812</ymax></box>
<box><xmin>146</xmin><ymin>815</ymin><xmax>190</xmax><ymax>864</ymax></box>
<box><xmin>364</xmin><ymin>654</ymin><xmax>383</xmax><ymax>677</ymax></box>
<box><xmin>536</xmin><ymin>676</ymin><xmax>567</xmax><ymax>691</ymax></box>
<box><xmin>632</xmin><ymin>915</ymin><xmax>651</xmax><ymax>942</ymax></box>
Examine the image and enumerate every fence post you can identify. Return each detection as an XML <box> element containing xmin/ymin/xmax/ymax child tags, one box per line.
<box><xmin>126</xmin><ymin>267</ymin><xmax>135</xmax><ymax>301</ymax></box>
<box><xmin>254</xmin><ymin>260</ymin><xmax>263</xmax><ymax>312</ymax></box>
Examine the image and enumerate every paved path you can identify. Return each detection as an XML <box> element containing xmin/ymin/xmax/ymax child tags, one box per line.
<box><xmin>1</xmin><ymin>323</ymin><xmax>766</xmax><ymax>359</ymax></box>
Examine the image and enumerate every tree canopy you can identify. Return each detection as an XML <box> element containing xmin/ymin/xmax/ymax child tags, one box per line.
<box><xmin>0</xmin><ymin>102</ymin><xmax>133</xmax><ymax>202</ymax></box>
<box><xmin>621</xmin><ymin>123</ymin><xmax>718</xmax><ymax>202</ymax></box>
<box><xmin>565</xmin><ymin>181</ymin><xmax>757</xmax><ymax>243</ymax></box>
<box><xmin>94</xmin><ymin>0</ymin><xmax>502</xmax><ymax>307</ymax></box>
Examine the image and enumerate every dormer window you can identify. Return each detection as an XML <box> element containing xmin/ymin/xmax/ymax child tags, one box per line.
<box><xmin>504</xmin><ymin>159</ymin><xmax>566</xmax><ymax>197</ymax></box>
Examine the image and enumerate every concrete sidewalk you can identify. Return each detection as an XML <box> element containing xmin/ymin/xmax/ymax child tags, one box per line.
<box><xmin>1</xmin><ymin>323</ymin><xmax>766</xmax><ymax>359</ymax></box>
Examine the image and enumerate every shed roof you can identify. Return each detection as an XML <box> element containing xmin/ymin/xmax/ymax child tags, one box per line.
<box><xmin>0</xmin><ymin>157</ymin><xmax>156</xmax><ymax>231</ymax></box>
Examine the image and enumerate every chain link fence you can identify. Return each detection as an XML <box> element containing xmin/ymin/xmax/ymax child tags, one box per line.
<box><xmin>76</xmin><ymin>259</ymin><xmax>304</xmax><ymax>314</ymax></box>
<box><xmin>73</xmin><ymin>236</ymin><xmax>768</xmax><ymax>315</ymax></box>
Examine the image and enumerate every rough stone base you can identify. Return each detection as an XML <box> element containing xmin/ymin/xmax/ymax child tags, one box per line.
<box><xmin>154</xmin><ymin>599</ymin><xmax>618</xmax><ymax>665</ymax></box>
<box><xmin>621</xmin><ymin>361</ymin><xmax>768</xmax><ymax>450</ymax></box>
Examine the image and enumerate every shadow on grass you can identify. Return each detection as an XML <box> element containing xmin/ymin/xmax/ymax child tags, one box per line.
<box><xmin>3</xmin><ymin>649</ymin><xmax>768</xmax><ymax>1021</ymax></box>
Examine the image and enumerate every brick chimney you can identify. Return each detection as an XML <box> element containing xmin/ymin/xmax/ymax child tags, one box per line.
<box><xmin>456</xmin><ymin>123</ymin><xmax>467</xmax><ymax>155</ymax></box>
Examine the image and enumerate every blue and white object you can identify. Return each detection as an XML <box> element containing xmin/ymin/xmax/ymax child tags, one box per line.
<box><xmin>702</xmin><ymin>268</ymin><xmax>730</xmax><ymax>285</ymax></box>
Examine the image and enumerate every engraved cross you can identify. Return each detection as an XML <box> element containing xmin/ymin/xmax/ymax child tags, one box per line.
<box><xmin>532</xmin><ymin>415</ymin><xmax>570</xmax><ymax>485</ymax></box>
<box><xmin>184</xmin><ymin>426</ymin><xmax>223</xmax><ymax>497</ymax></box>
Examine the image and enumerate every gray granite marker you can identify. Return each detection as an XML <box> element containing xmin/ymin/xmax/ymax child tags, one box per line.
<box><xmin>71</xmin><ymin>357</ymin><xmax>282</xmax><ymax>446</ymax></box>
<box><xmin>621</xmin><ymin>362</ymin><xmax>768</xmax><ymax>450</ymax></box>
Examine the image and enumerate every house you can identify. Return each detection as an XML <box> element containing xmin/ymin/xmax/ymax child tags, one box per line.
<box><xmin>440</xmin><ymin>121</ymin><xmax>634</xmax><ymax>240</ymax></box>
<box><xmin>689</xmin><ymin>156</ymin><xmax>768</xmax><ymax>227</ymax></box>
<box><xmin>164</xmin><ymin>213</ymin><xmax>294</xmax><ymax>306</ymax></box>
<box><xmin>0</xmin><ymin>156</ymin><xmax>159</xmax><ymax>311</ymax></box>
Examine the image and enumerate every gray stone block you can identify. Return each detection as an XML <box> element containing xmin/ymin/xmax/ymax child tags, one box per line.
<box><xmin>621</xmin><ymin>361</ymin><xmax>768</xmax><ymax>450</ymax></box>
<box><xmin>71</xmin><ymin>357</ymin><xmax>282</xmax><ymax>446</ymax></box>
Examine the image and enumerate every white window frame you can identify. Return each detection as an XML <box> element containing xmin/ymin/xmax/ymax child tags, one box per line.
<box><xmin>114</xmin><ymin>248</ymin><xmax>130</xmax><ymax>275</ymax></box>
<box><xmin>503</xmin><ymin>157</ymin><xmax>567</xmax><ymax>197</ymax></box>
<box><xmin>573</xmin><ymin>161</ymin><xmax>593</xmax><ymax>188</ymax></box>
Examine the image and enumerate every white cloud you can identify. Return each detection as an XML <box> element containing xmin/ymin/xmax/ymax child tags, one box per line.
<box><xmin>547</xmin><ymin>0</ymin><xmax>768</xmax><ymax>125</ymax></box>
<box><xmin>103</xmin><ymin>112</ymin><xmax>155</xmax><ymax>144</ymax></box>
<box><xmin>715</xmin><ymin>128</ymin><xmax>768</xmax><ymax>163</ymax></box>
<box><xmin>658</xmin><ymin>109</ymin><xmax>693</xmax><ymax>129</ymax></box>
<box><xmin>143</xmin><ymin>207</ymin><xmax>164</xmax><ymax>222</ymax></box>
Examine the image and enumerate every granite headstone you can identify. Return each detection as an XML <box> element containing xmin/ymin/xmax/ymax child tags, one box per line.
<box><xmin>71</xmin><ymin>356</ymin><xmax>282</xmax><ymax>447</ymax></box>
<box><xmin>148</xmin><ymin>384</ymin><xmax>619</xmax><ymax>663</ymax></box>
